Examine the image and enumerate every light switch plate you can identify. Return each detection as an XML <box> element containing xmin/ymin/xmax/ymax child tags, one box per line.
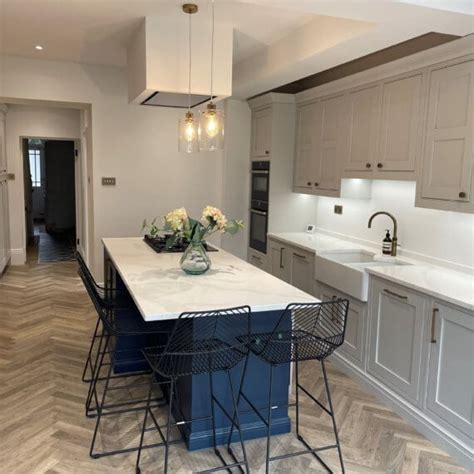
<box><xmin>102</xmin><ymin>177</ymin><xmax>116</xmax><ymax>186</ymax></box>
<box><xmin>334</xmin><ymin>205</ymin><xmax>343</xmax><ymax>215</ymax></box>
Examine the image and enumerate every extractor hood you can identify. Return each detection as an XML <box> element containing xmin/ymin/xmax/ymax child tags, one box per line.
<box><xmin>127</xmin><ymin>17</ymin><xmax>233</xmax><ymax>108</ymax></box>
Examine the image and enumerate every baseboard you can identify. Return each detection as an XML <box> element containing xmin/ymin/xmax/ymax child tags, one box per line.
<box><xmin>10</xmin><ymin>248</ymin><xmax>26</xmax><ymax>265</ymax></box>
<box><xmin>331</xmin><ymin>353</ymin><xmax>473</xmax><ymax>470</ymax></box>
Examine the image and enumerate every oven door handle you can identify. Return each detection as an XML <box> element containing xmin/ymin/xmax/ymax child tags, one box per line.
<box><xmin>251</xmin><ymin>170</ymin><xmax>269</xmax><ymax>175</ymax></box>
<box><xmin>250</xmin><ymin>209</ymin><xmax>267</xmax><ymax>216</ymax></box>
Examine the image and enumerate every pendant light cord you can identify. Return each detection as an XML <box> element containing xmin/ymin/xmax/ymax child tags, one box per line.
<box><xmin>188</xmin><ymin>10</ymin><xmax>192</xmax><ymax>111</ymax></box>
<box><xmin>210</xmin><ymin>0</ymin><xmax>215</xmax><ymax>102</ymax></box>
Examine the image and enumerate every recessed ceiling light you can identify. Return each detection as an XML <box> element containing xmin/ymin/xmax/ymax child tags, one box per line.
<box><xmin>35</xmin><ymin>45</ymin><xmax>43</xmax><ymax>51</ymax></box>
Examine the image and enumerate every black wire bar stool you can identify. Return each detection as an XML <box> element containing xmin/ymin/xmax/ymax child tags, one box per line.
<box><xmin>229</xmin><ymin>299</ymin><xmax>349</xmax><ymax>474</ymax></box>
<box><xmin>76</xmin><ymin>253</ymin><xmax>133</xmax><ymax>392</ymax></box>
<box><xmin>135</xmin><ymin>306</ymin><xmax>252</xmax><ymax>474</ymax></box>
<box><xmin>78</xmin><ymin>266</ymin><xmax>172</xmax><ymax>458</ymax></box>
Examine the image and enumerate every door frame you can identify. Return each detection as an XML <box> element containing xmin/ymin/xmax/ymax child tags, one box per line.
<box><xmin>21</xmin><ymin>136</ymin><xmax>85</xmax><ymax>260</ymax></box>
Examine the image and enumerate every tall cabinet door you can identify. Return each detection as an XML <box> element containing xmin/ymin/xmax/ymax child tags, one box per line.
<box><xmin>251</xmin><ymin>107</ymin><xmax>272</xmax><ymax>158</ymax></box>
<box><xmin>293</xmin><ymin>102</ymin><xmax>320</xmax><ymax>190</ymax></box>
<box><xmin>377</xmin><ymin>73</ymin><xmax>423</xmax><ymax>172</ymax></box>
<box><xmin>426</xmin><ymin>302</ymin><xmax>474</xmax><ymax>439</ymax></box>
<box><xmin>421</xmin><ymin>60</ymin><xmax>473</xmax><ymax>202</ymax></box>
<box><xmin>269</xmin><ymin>240</ymin><xmax>290</xmax><ymax>283</ymax></box>
<box><xmin>344</xmin><ymin>85</ymin><xmax>381</xmax><ymax>172</ymax></box>
<box><xmin>318</xmin><ymin>95</ymin><xmax>345</xmax><ymax>191</ymax></box>
<box><xmin>368</xmin><ymin>278</ymin><xmax>427</xmax><ymax>406</ymax></box>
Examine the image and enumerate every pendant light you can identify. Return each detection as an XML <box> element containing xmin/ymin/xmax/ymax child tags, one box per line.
<box><xmin>178</xmin><ymin>3</ymin><xmax>199</xmax><ymax>153</ymax></box>
<box><xmin>199</xmin><ymin>0</ymin><xmax>224</xmax><ymax>152</ymax></box>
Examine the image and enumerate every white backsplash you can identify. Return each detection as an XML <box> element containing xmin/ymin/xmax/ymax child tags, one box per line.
<box><xmin>313</xmin><ymin>180</ymin><xmax>474</xmax><ymax>270</ymax></box>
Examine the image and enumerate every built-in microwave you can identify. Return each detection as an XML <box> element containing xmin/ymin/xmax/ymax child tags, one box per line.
<box><xmin>250</xmin><ymin>161</ymin><xmax>270</xmax><ymax>203</ymax></box>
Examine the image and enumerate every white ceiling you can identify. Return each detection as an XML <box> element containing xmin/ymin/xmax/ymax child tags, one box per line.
<box><xmin>0</xmin><ymin>0</ymin><xmax>313</xmax><ymax>66</ymax></box>
<box><xmin>0</xmin><ymin>0</ymin><xmax>472</xmax><ymax>98</ymax></box>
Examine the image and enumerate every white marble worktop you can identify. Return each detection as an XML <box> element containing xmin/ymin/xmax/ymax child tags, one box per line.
<box><xmin>103</xmin><ymin>238</ymin><xmax>317</xmax><ymax>321</ymax></box>
<box><xmin>269</xmin><ymin>232</ymin><xmax>474</xmax><ymax>312</ymax></box>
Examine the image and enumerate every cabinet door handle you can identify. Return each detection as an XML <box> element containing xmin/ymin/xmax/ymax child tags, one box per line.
<box><xmin>279</xmin><ymin>248</ymin><xmax>284</xmax><ymax>269</ymax></box>
<box><xmin>430</xmin><ymin>308</ymin><xmax>439</xmax><ymax>344</ymax></box>
<box><xmin>459</xmin><ymin>191</ymin><xmax>466</xmax><ymax>199</ymax></box>
<box><xmin>366</xmin><ymin>163</ymin><xmax>372</xmax><ymax>169</ymax></box>
<box><xmin>383</xmin><ymin>288</ymin><xmax>408</xmax><ymax>300</ymax></box>
<box><xmin>377</xmin><ymin>163</ymin><xmax>383</xmax><ymax>168</ymax></box>
<box><xmin>293</xmin><ymin>253</ymin><xmax>306</xmax><ymax>260</ymax></box>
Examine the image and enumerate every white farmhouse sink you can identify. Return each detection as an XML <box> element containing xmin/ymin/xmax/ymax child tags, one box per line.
<box><xmin>314</xmin><ymin>250</ymin><xmax>411</xmax><ymax>301</ymax></box>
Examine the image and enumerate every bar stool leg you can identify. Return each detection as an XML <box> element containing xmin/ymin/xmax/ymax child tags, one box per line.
<box><xmin>163</xmin><ymin>379</ymin><xmax>175</xmax><ymax>474</ymax></box>
<box><xmin>226</xmin><ymin>369</ymin><xmax>249</xmax><ymax>474</ymax></box>
<box><xmin>90</xmin><ymin>336</ymin><xmax>116</xmax><ymax>458</ymax></box>
<box><xmin>86</xmin><ymin>332</ymin><xmax>109</xmax><ymax>417</ymax></box>
<box><xmin>82</xmin><ymin>317</ymin><xmax>101</xmax><ymax>382</ymax></box>
<box><xmin>265</xmin><ymin>364</ymin><xmax>274</xmax><ymax>474</ymax></box>
<box><xmin>321</xmin><ymin>360</ymin><xmax>345</xmax><ymax>474</ymax></box>
<box><xmin>295</xmin><ymin>359</ymin><xmax>300</xmax><ymax>439</ymax></box>
<box><xmin>135</xmin><ymin>377</ymin><xmax>153</xmax><ymax>474</ymax></box>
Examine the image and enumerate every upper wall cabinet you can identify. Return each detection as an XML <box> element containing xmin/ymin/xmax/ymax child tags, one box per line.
<box><xmin>416</xmin><ymin>59</ymin><xmax>474</xmax><ymax>213</ymax></box>
<box><xmin>377</xmin><ymin>73</ymin><xmax>423</xmax><ymax>175</ymax></box>
<box><xmin>344</xmin><ymin>84</ymin><xmax>381</xmax><ymax>175</ymax></box>
<box><xmin>293</xmin><ymin>94</ymin><xmax>346</xmax><ymax>196</ymax></box>
<box><xmin>251</xmin><ymin>107</ymin><xmax>272</xmax><ymax>159</ymax></box>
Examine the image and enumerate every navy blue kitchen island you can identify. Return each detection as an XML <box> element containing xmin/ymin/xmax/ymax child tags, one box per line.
<box><xmin>102</xmin><ymin>238</ymin><xmax>317</xmax><ymax>451</ymax></box>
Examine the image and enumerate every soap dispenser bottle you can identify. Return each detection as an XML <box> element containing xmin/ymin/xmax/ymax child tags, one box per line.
<box><xmin>382</xmin><ymin>229</ymin><xmax>392</xmax><ymax>255</ymax></box>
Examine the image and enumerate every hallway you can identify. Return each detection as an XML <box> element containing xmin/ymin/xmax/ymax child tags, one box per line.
<box><xmin>0</xmin><ymin>258</ymin><xmax>468</xmax><ymax>473</ymax></box>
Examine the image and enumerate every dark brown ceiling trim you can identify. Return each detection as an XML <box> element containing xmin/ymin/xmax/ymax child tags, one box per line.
<box><xmin>255</xmin><ymin>32</ymin><xmax>460</xmax><ymax>97</ymax></box>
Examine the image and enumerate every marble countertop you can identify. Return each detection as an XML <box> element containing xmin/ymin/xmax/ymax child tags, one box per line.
<box><xmin>103</xmin><ymin>237</ymin><xmax>317</xmax><ymax>321</ymax></box>
<box><xmin>269</xmin><ymin>232</ymin><xmax>474</xmax><ymax>312</ymax></box>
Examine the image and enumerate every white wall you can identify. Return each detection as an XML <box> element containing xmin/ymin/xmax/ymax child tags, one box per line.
<box><xmin>1</xmin><ymin>55</ymin><xmax>250</xmax><ymax>276</ymax></box>
<box><xmin>314</xmin><ymin>180</ymin><xmax>474</xmax><ymax>270</ymax></box>
<box><xmin>219</xmin><ymin>99</ymin><xmax>251</xmax><ymax>259</ymax></box>
<box><xmin>5</xmin><ymin>104</ymin><xmax>81</xmax><ymax>263</ymax></box>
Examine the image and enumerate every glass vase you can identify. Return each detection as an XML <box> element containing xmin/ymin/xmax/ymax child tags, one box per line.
<box><xmin>180</xmin><ymin>241</ymin><xmax>211</xmax><ymax>275</ymax></box>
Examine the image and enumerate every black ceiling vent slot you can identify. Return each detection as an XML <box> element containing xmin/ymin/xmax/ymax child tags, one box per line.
<box><xmin>142</xmin><ymin>92</ymin><xmax>211</xmax><ymax>108</ymax></box>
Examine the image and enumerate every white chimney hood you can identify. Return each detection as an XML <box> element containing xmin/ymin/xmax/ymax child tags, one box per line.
<box><xmin>127</xmin><ymin>16</ymin><xmax>233</xmax><ymax>107</ymax></box>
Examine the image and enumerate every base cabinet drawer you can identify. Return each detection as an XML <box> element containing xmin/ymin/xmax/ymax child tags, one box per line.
<box><xmin>425</xmin><ymin>301</ymin><xmax>474</xmax><ymax>440</ymax></box>
<box><xmin>288</xmin><ymin>248</ymin><xmax>314</xmax><ymax>294</ymax></box>
<box><xmin>317</xmin><ymin>282</ymin><xmax>367</xmax><ymax>369</ymax></box>
<box><xmin>247</xmin><ymin>249</ymin><xmax>268</xmax><ymax>272</ymax></box>
<box><xmin>368</xmin><ymin>278</ymin><xmax>427</xmax><ymax>406</ymax></box>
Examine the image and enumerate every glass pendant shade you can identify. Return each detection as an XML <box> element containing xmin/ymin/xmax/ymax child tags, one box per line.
<box><xmin>199</xmin><ymin>103</ymin><xmax>224</xmax><ymax>151</ymax></box>
<box><xmin>179</xmin><ymin>111</ymin><xmax>199</xmax><ymax>153</ymax></box>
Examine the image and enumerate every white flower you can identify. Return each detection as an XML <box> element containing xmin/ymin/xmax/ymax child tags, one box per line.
<box><xmin>165</xmin><ymin>207</ymin><xmax>188</xmax><ymax>232</ymax></box>
<box><xmin>202</xmin><ymin>206</ymin><xmax>228</xmax><ymax>231</ymax></box>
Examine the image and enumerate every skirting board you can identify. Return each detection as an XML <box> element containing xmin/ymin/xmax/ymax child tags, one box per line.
<box><xmin>330</xmin><ymin>353</ymin><xmax>473</xmax><ymax>470</ymax></box>
<box><xmin>10</xmin><ymin>248</ymin><xmax>26</xmax><ymax>265</ymax></box>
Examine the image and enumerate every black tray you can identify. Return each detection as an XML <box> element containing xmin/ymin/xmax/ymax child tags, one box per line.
<box><xmin>143</xmin><ymin>235</ymin><xmax>218</xmax><ymax>254</ymax></box>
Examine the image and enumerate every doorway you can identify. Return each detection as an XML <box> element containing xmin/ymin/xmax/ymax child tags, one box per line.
<box><xmin>23</xmin><ymin>138</ymin><xmax>77</xmax><ymax>263</ymax></box>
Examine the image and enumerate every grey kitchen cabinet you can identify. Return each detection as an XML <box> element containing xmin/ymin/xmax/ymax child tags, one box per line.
<box><xmin>247</xmin><ymin>248</ymin><xmax>268</xmax><ymax>272</ymax></box>
<box><xmin>288</xmin><ymin>247</ymin><xmax>314</xmax><ymax>294</ymax></box>
<box><xmin>417</xmin><ymin>59</ymin><xmax>474</xmax><ymax>213</ymax></box>
<box><xmin>425</xmin><ymin>301</ymin><xmax>474</xmax><ymax>440</ymax></box>
<box><xmin>344</xmin><ymin>84</ymin><xmax>381</xmax><ymax>174</ymax></box>
<box><xmin>269</xmin><ymin>239</ymin><xmax>290</xmax><ymax>283</ymax></box>
<box><xmin>293</xmin><ymin>101</ymin><xmax>320</xmax><ymax>190</ymax></box>
<box><xmin>368</xmin><ymin>277</ymin><xmax>427</xmax><ymax>406</ymax></box>
<box><xmin>318</xmin><ymin>282</ymin><xmax>367</xmax><ymax>369</ymax></box>
<box><xmin>251</xmin><ymin>106</ymin><xmax>272</xmax><ymax>159</ymax></box>
<box><xmin>376</xmin><ymin>72</ymin><xmax>423</xmax><ymax>176</ymax></box>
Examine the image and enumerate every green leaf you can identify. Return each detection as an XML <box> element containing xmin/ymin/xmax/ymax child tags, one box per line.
<box><xmin>224</xmin><ymin>220</ymin><xmax>245</xmax><ymax>235</ymax></box>
<box><xmin>165</xmin><ymin>234</ymin><xmax>178</xmax><ymax>250</ymax></box>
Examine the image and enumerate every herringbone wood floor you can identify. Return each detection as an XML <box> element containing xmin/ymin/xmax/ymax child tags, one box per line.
<box><xmin>0</xmin><ymin>255</ymin><xmax>469</xmax><ymax>474</ymax></box>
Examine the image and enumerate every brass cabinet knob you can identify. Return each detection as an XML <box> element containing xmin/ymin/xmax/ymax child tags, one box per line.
<box><xmin>377</xmin><ymin>163</ymin><xmax>383</xmax><ymax>168</ymax></box>
<box><xmin>314</xmin><ymin>182</ymin><xmax>319</xmax><ymax>186</ymax></box>
<box><xmin>265</xmin><ymin>150</ymin><xmax>269</xmax><ymax>155</ymax></box>
<box><xmin>366</xmin><ymin>163</ymin><xmax>372</xmax><ymax>169</ymax></box>
<box><xmin>307</xmin><ymin>181</ymin><xmax>312</xmax><ymax>186</ymax></box>
<box><xmin>459</xmin><ymin>191</ymin><xmax>466</xmax><ymax>199</ymax></box>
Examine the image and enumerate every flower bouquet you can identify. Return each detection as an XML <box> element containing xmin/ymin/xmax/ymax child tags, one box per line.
<box><xmin>143</xmin><ymin>206</ymin><xmax>244</xmax><ymax>274</ymax></box>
